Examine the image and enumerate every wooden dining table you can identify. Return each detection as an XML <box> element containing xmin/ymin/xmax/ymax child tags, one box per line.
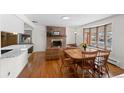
<box><xmin>64</xmin><ymin>48</ymin><xmax>98</xmax><ymax>77</ymax></box>
<box><xmin>64</xmin><ymin>48</ymin><xmax>98</xmax><ymax>60</ymax></box>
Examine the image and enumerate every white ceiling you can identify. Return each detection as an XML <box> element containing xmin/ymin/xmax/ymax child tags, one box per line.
<box><xmin>25</xmin><ymin>14</ymin><xmax>115</xmax><ymax>27</ymax></box>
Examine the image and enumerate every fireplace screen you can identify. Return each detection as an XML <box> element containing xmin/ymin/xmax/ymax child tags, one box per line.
<box><xmin>52</xmin><ymin>41</ymin><xmax>62</xmax><ymax>47</ymax></box>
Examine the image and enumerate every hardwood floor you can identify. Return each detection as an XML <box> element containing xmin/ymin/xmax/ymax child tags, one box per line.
<box><xmin>18</xmin><ymin>52</ymin><xmax>124</xmax><ymax>78</ymax></box>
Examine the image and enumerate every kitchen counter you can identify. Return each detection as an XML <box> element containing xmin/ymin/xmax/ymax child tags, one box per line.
<box><xmin>0</xmin><ymin>44</ymin><xmax>33</xmax><ymax>78</ymax></box>
<box><xmin>0</xmin><ymin>44</ymin><xmax>33</xmax><ymax>59</ymax></box>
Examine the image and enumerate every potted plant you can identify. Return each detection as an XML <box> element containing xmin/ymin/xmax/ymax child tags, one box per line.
<box><xmin>80</xmin><ymin>43</ymin><xmax>87</xmax><ymax>51</ymax></box>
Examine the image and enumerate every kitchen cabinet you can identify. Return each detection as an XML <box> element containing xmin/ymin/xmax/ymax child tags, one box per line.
<box><xmin>1</xmin><ymin>32</ymin><xmax>17</xmax><ymax>47</ymax></box>
<box><xmin>0</xmin><ymin>51</ymin><xmax>28</xmax><ymax>78</ymax></box>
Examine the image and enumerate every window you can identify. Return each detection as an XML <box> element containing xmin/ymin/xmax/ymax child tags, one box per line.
<box><xmin>83</xmin><ymin>23</ymin><xmax>112</xmax><ymax>50</ymax></box>
<box><xmin>83</xmin><ymin>28</ymin><xmax>90</xmax><ymax>45</ymax></box>
<box><xmin>98</xmin><ymin>26</ymin><xmax>105</xmax><ymax>48</ymax></box>
<box><xmin>90</xmin><ymin>27</ymin><xmax>97</xmax><ymax>47</ymax></box>
<box><xmin>106</xmin><ymin>24</ymin><xmax>112</xmax><ymax>50</ymax></box>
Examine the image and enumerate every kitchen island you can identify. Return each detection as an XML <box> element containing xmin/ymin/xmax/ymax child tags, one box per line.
<box><xmin>0</xmin><ymin>44</ymin><xmax>33</xmax><ymax>78</ymax></box>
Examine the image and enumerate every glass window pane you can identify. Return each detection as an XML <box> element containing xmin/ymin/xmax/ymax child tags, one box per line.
<box><xmin>90</xmin><ymin>27</ymin><xmax>97</xmax><ymax>47</ymax></box>
<box><xmin>106</xmin><ymin>24</ymin><xmax>112</xmax><ymax>50</ymax></box>
<box><xmin>83</xmin><ymin>28</ymin><xmax>90</xmax><ymax>44</ymax></box>
<box><xmin>98</xmin><ymin>26</ymin><xmax>105</xmax><ymax>48</ymax></box>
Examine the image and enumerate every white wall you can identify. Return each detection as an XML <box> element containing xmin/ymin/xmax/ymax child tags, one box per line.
<box><xmin>16</xmin><ymin>14</ymin><xmax>35</xmax><ymax>29</ymax></box>
<box><xmin>66</xmin><ymin>27</ymin><xmax>76</xmax><ymax>44</ymax></box>
<box><xmin>66</xmin><ymin>26</ymin><xmax>83</xmax><ymax>46</ymax></box>
<box><xmin>112</xmin><ymin>15</ymin><xmax>124</xmax><ymax>68</ymax></box>
<box><xmin>0</xmin><ymin>14</ymin><xmax>24</xmax><ymax>33</ymax></box>
<box><xmin>32</xmin><ymin>25</ymin><xmax>46</xmax><ymax>52</ymax></box>
<box><xmin>82</xmin><ymin>15</ymin><xmax>124</xmax><ymax>68</ymax></box>
<box><xmin>0</xmin><ymin>32</ymin><xmax>1</xmax><ymax>57</ymax></box>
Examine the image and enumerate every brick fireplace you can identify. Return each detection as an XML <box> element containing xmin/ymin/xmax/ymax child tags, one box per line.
<box><xmin>47</xmin><ymin>26</ymin><xmax>66</xmax><ymax>48</ymax></box>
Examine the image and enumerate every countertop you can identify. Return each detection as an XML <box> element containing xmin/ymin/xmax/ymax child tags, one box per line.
<box><xmin>0</xmin><ymin>44</ymin><xmax>33</xmax><ymax>59</ymax></box>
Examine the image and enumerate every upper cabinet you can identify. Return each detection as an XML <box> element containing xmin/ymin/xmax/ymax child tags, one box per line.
<box><xmin>1</xmin><ymin>31</ymin><xmax>18</xmax><ymax>47</ymax></box>
<box><xmin>0</xmin><ymin>14</ymin><xmax>24</xmax><ymax>33</ymax></box>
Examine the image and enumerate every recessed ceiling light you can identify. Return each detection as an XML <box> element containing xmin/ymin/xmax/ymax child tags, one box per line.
<box><xmin>61</xmin><ymin>16</ymin><xmax>70</xmax><ymax>20</ymax></box>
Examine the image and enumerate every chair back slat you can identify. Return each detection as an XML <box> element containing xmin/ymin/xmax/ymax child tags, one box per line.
<box><xmin>97</xmin><ymin>50</ymin><xmax>110</xmax><ymax>65</ymax></box>
<box><xmin>82</xmin><ymin>51</ymin><xmax>98</xmax><ymax>67</ymax></box>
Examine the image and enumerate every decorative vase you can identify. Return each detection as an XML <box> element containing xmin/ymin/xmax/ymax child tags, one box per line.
<box><xmin>84</xmin><ymin>47</ymin><xmax>86</xmax><ymax>51</ymax></box>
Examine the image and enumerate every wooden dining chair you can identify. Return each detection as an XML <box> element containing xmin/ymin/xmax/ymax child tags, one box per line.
<box><xmin>95</xmin><ymin>50</ymin><xmax>110</xmax><ymax>78</ymax></box>
<box><xmin>59</xmin><ymin>48</ymin><xmax>78</xmax><ymax>77</ymax></box>
<box><xmin>78</xmin><ymin>51</ymin><xmax>98</xmax><ymax>78</ymax></box>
